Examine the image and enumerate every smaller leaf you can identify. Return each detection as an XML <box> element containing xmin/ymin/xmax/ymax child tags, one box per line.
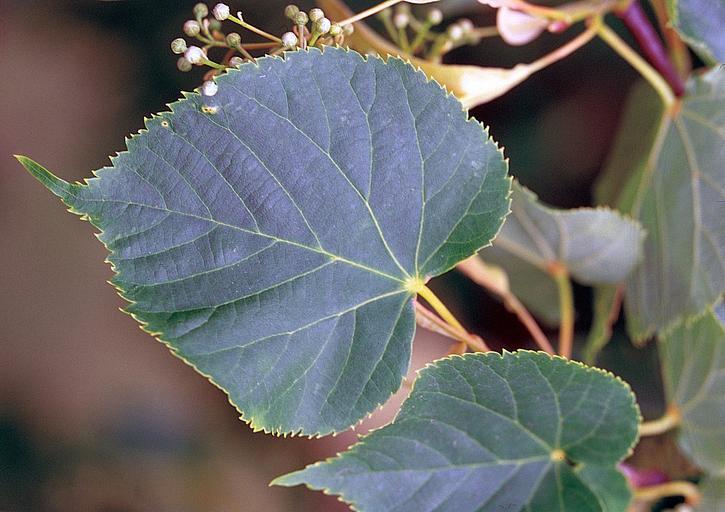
<box><xmin>478</xmin><ymin>182</ymin><xmax>645</xmax><ymax>325</ymax></box>
<box><xmin>274</xmin><ymin>350</ymin><xmax>641</xmax><ymax>512</ymax></box>
<box><xmin>699</xmin><ymin>475</ymin><xmax>725</xmax><ymax>510</ymax></box>
<box><xmin>666</xmin><ymin>0</ymin><xmax>725</xmax><ymax>64</ymax></box>
<box><xmin>659</xmin><ymin>301</ymin><xmax>725</xmax><ymax>476</ymax></box>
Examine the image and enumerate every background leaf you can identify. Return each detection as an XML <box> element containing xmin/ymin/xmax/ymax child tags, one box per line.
<box><xmin>479</xmin><ymin>182</ymin><xmax>644</xmax><ymax>325</ymax></box>
<box><xmin>659</xmin><ymin>301</ymin><xmax>725</xmax><ymax>476</ymax></box>
<box><xmin>275</xmin><ymin>350</ymin><xmax>640</xmax><ymax>511</ymax></box>
<box><xmin>18</xmin><ymin>48</ymin><xmax>510</xmax><ymax>436</ymax></box>
<box><xmin>698</xmin><ymin>475</ymin><xmax>725</xmax><ymax>510</ymax></box>
<box><xmin>666</xmin><ymin>0</ymin><xmax>725</xmax><ymax>64</ymax></box>
<box><xmin>595</xmin><ymin>69</ymin><xmax>725</xmax><ymax>341</ymax></box>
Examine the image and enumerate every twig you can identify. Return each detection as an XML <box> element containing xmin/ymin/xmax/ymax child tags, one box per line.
<box><xmin>615</xmin><ymin>1</ymin><xmax>685</xmax><ymax>96</ymax></box>
<box><xmin>639</xmin><ymin>405</ymin><xmax>681</xmax><ymax>436</ymax></box>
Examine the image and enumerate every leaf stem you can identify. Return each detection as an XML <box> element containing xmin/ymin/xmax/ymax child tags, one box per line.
<box><xmin>596</xmin><ymin>22</ymin><xmax>676</xmax><ymax>110</ymax></box>
<box><xmin>550</xmin><ymin>263</ymin><xmax>575</xmax><ymax>359</ymax></box>
<box><xmin>615</xmin><ymin>0</ymin><xmax>685</xmax><ymax>96</ymax></box>
<box><xmin>416</xmin><ymin>286</ymin><xmax>490</xmax><ymax>352</ymax></box>
<box><xmin>457</xmin><ymin>258</ymin><xmax>554</xmax><ymax>355</ymax></box>
<box><xmin>418</xmin><ymin>285</ymin><xmax>465</xmax><ymax>332</ymax></box>
<box><xmin>524</xmin><ymin>17</ymin><xmax>601</xmax><ymax>76</ymax></box>
<box><xmin>649</xmin><ymin>0</ymin><xmax>691</xmax><ymax>78</ymax></box>
<box><xmin>639</xmin><ymin>405</ymin><xmax>681</xmax><ymax>436</ymax></box>
<box><xmin>634</xmin><ymin>481</ymin><xmax>701</xmax><ymax>506</ymax></box>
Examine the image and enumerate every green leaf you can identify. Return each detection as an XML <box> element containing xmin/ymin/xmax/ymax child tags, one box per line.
<box><xmin>699</xmin><ymin>475</ymin><xmax>725</xmax><ymax>510</ymax></box>
<box><xmin>274</xmin><ymin>351</ymin><xmax>640</xmax><ymax>511</ymax></box>
<box><xmin>659</xmin><ymin>301</ymin><xmax>725</xmax><ymax>476</ymax></box>
<box><xmin>595</xmin><ymin>69</ymin><xmax>725</xmax><ymax>342</ymax></box>
<box><xmin>582</xmin><ymin>285</ymin><xmax>622</xmax><ymax>365</ymax></box>
<box><xmin>17</xmin><ymin>48</ymin><xmax>511</xmax><ymax>436</ymax></box>
<box><xmin>666</xmin><ymin>0</ymin><xmax>725</xmax><ymax>64</ymax></box>
<box><xmin>480</xmin><ymin>182</ymin><xmax>644</xmax><ymax>325</ymax></box>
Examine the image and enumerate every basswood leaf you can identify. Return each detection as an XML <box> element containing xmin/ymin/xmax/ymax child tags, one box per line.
<box><xmin>274</xmin><ymin>351</ymin><xmax>640</xmax><ymax>511</ymax></box>
<box><xmin>659</xmin><ymin>301</ymin><xmax>725</xmax><ymax>476</ymax></box>
<box><xmin>478</xmin><ymin>181</ymin><xmax>644</xmax><ymax>325</ymax></box>
<box><xmin>595</xmin><ymin>70</ymin><xmax>725</xmax><ymax>342</ymax></box>
<box><xmin>17</xmin><ymin>48</ymin><xmax>510</xmax><ymax>436</ymax></box>
<box><xmin>666</xmin><ymin>0</ymin><xmax>725</xmax><ymax>64</ymax></box>
<box><xmin>699</xmin><ymin>476</ymin><xmax>725</xmax><ymax>510</ymax></box>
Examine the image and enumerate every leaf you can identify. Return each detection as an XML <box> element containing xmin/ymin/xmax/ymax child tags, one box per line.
<box><xmin>17</xmin><ymin>48</ymin><xmax>511</xmax><ymax>436</ymax></box>
<box><xmin>595</xmin><ymin>69</ymin><xmax>725</xmax><ymax>341</ymax></box>
<box><xmin>659</xmin><ymin>301</ymin><xmax>725</xmax><ymax>476</ymax></box>
<box><xmin>274</xmin><ymin>351</ymin><xmax>640</xmax><ymax>511</ymax></box>
<box><xmin>478</xmin><ymin>182</ymin><xmax>644</xmax><ymax>325</ymax></box>
<box><xmin>666</xmin><ymin>0</ymin><xmax>725</xmax><ymax>64</ymax></box>
<box><xmin>318</xmin><ymin>0</ymin><xmax>547</xmax><ymax>108</ymax></box>
<box><xmin>699</xmin><ymin>475</ymin><xmax>725</xmax><ymax>510</ymax></box>
<box><xmin>582</xmin><ymin>285</ymin><xmax>623</xmax><ymax>365</ymax></box>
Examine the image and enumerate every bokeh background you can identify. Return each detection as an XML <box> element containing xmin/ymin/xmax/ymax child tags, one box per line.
<box><xmin>1</xmin><ymin>0</ymin><xmax>683</xmax><ymax>510</ymax></box>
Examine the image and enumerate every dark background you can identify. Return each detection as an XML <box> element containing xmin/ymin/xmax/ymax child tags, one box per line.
<box><xmin>1</xmin><ymin>1</ymin><xmax>670</xmax><ymax>510</ymax></box>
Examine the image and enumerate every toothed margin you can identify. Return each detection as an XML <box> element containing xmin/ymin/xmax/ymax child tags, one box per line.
<box><xmin>17</xmin><ymin>46</ymin><xmax>512</xmax><ymax>439</ymax></box>
<box><xmin>272</xmin><ymin>349</ymin><xmax>643</xmax><ymax>511</ymax></box>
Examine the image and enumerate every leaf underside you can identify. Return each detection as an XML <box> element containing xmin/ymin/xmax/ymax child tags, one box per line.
<box><xmin>481</xmin><ymin>182</ymin><xmax>644</xmax><ymax>325</ymax></box>
<box><xmin>275</xmin><ymin>351</ymin><xmax>640</xmax><ymax>512</ymax></box>
<box><xmin>18</xmin><ymin>47</ymin><xmax>511</xmax><ymax>436</ymax></box>
<box><xmin>595</xmin><ymin>69</ymin><xmax>725</xmax><ymax>341</ymax></box>
<box><xmin>659</xmin><ymin>301</ymin><xmax>725</xmax><ymax>476</ymax></box>
<box><xmin>666</xmin><ymin>0</ymin><xmax>725</xmax><ymax>64</ymax></box>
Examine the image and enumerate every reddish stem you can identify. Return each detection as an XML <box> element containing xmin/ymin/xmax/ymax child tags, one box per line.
<box><xmin>616</xmin><ymin>1</ymin><xmax>685</xmax><ymax>96</ymax></box>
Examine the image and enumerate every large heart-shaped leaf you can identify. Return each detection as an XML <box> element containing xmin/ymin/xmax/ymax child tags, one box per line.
<box><xmin>595</xmin><ymin>69</ymin><xmax>725</xmax><ymax>342</ymax></box>
<box><xmin>659</xmin><ymin>301</ymin><xmax>725</xmax><ymax>476</ymax></box>
<box><xmin>477</xmin><ymin>182</ymin><xmax>644</xmax><ymax>325</ymax></box>
<box><xmin>275</xmin><ymin>351</ymin><xmax>640</xmax><ymax>511</ymax></box>
<box><xmin>18</xmin><ymin>48</ymin><xmax>510</xmax><ymax>436</ymax></box>
<box><xmin>666</xmin><ymin>0</ymin><xmax>725</xmax><ymax>64</ymax></box>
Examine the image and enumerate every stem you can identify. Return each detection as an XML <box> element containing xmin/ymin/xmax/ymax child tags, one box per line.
<box><xmin>338</xmin><ymin>0</ymin><xmax>402</xmax><ymax>27</ymax></box>
<box><xmin>415</xmin><ymin>302</ymin><xmax>490</xmax><ymax>352</ymax></box>
<box><xmin>410</xmin><ymin>21</ymin><xmax>432</xmax><ymax>54</ymax></box>
<box><xmin>597</xmin><ymin>22</ymin><xmax>676</xmax><ymax>109</ymax></box>
<box><xmin>228</xmin><ymin>14</ymin><xmax>282</xmax><ymax>43</ymax></box>
<box><xmin>551</xmin><ymin>264</ymin><xmax>575</xmax><ymax>359</ymax></box>
<box><xmin>457</xmin><ymin>258</ymin><xmax>554</xmax><ymax>355</ymax></box>
<box><xmin>649</xmin><ymin>0</ymin><xmax>691</xmax><ymax>78</ymax></box>
<box><xmin>639</xmin><ymin>405</ymin><xmax>681</xmax><ymax>436</ymax></box>
<box><xmin>418</xmin><ymin>285</ymin><xmax>465</xmax><ymax>332</ymax></box>
<box><xmin>201</xmin><ymin>57</ymin><xmax>226</xmax><ymax>70</ymax></box>
<box><xmin>616</xmin><ymin>1</ymin><xmax>685</xmax><ymax>96</ymax></box>
<box><xmin>524</xmin><ymin>17</ymin><xmax>601</xmax><ymax>75</ymax></box>
<box><xmin>634</xmin><ymin>481</ymin><xmax>701</xmax><ymax>506</ymax></box>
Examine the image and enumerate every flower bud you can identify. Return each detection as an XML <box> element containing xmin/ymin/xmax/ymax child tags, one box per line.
<box><xmin>193</xmin><ymin>3</ymin><xmax>209</xmax><ymax>18</ymax></box>
<box><xmin>308</xmin><ymin>8</ymin><xmax>324</xmax><ymax>22</ymax></box>
<box><xmin>209</xmin><ymin>18</ymin><xmax>222</xmax><ymax>31</ymax></box>
<box><xmin>426</xmin><ymin>8</ymin><xmax>443</xmax><ymax>25</ymax></box>
<box><xmin>458</xmin><ymin>18</ymin><xmax>474</xmax><ymax>33</ymax></box>
<box><xmin>393</xmin><ymin>12</ymin><xmax>409</xmax><ymax>29</ymax></box>
<box><xmin>177</xmin><ymin>57</ymin><xmax>193</xmax><ymax>72</ymax></box>
<box><xmin>314</xmin><ymin>17</ymin><xmax>331</xmax><ymax>34</ymax></box>
<box><xmin>184</xmin><ymin>45</ymin><xmax>206</xmax><ymax>64</ymax></box>
<box><xmin>202</xmin><ymin>80</ymin><xmax>218</xmax><ymax>97</ymax></box>
<box><xmin>329</xmin><ymin>24</ymin><xmax>342</xmax><ymax>37</ymax></box>
<box><xmin>496</xmin><ymin>6</ymin><xmax>547</xmax><ymax>46</ymax></box>
<box><xmin>229</xmin><ymin>56</ymin><xmax>244</xmax><ymax>67</ymax></box>
<box><xmin>213</xmin><ymin>3</ymin><xmax>230</xmax><ymax>20</ymax></box>
<box><xmin>284</xmin><ymin>4</ymin><xmax>300</xmax><ymax>19</ymax></box>
<box><xmin>226</xmin><ymin>32</ymin><xmax>242</xmax><ymax>47</ymax></box>
<box><xmin>343</xmin><ymin>24</ymin><xmax>354</xmax><ymax>36</ymax></box>
<box><xmin>294</xmin><ymin>11</ymin><xmax>309</xmax><ymax>25</ymax></box>
<box><xmin>183</xmin><ymin>20</ymin><xmax>201</xmax><ymax>36</ymax></box>
<box><xmin>171</xmin><ymin>38</ymin><xmax>188</xmax><ymax>54</ymax></box>
<box><xmin>281</xmin><ymin>31</ymin><xmax>298</xmax><ymax>48</ymax></box>
<box><xmin>447</xmin><ymin>23</ymin><xmax>463</xmax><ymax>41</ymax></box>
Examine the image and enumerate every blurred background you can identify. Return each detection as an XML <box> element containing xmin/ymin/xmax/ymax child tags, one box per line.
<box><xmin>0</xmin><ymin>0</ymin><xmax>685</xmax><ymax>510</ymax></box>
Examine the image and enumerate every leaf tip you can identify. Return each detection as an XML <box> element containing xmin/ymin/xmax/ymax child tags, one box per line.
<box><xmin>15</xmin><ymin>155</ymin><xmax>75</xmax><ymax>200</ymax></box>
